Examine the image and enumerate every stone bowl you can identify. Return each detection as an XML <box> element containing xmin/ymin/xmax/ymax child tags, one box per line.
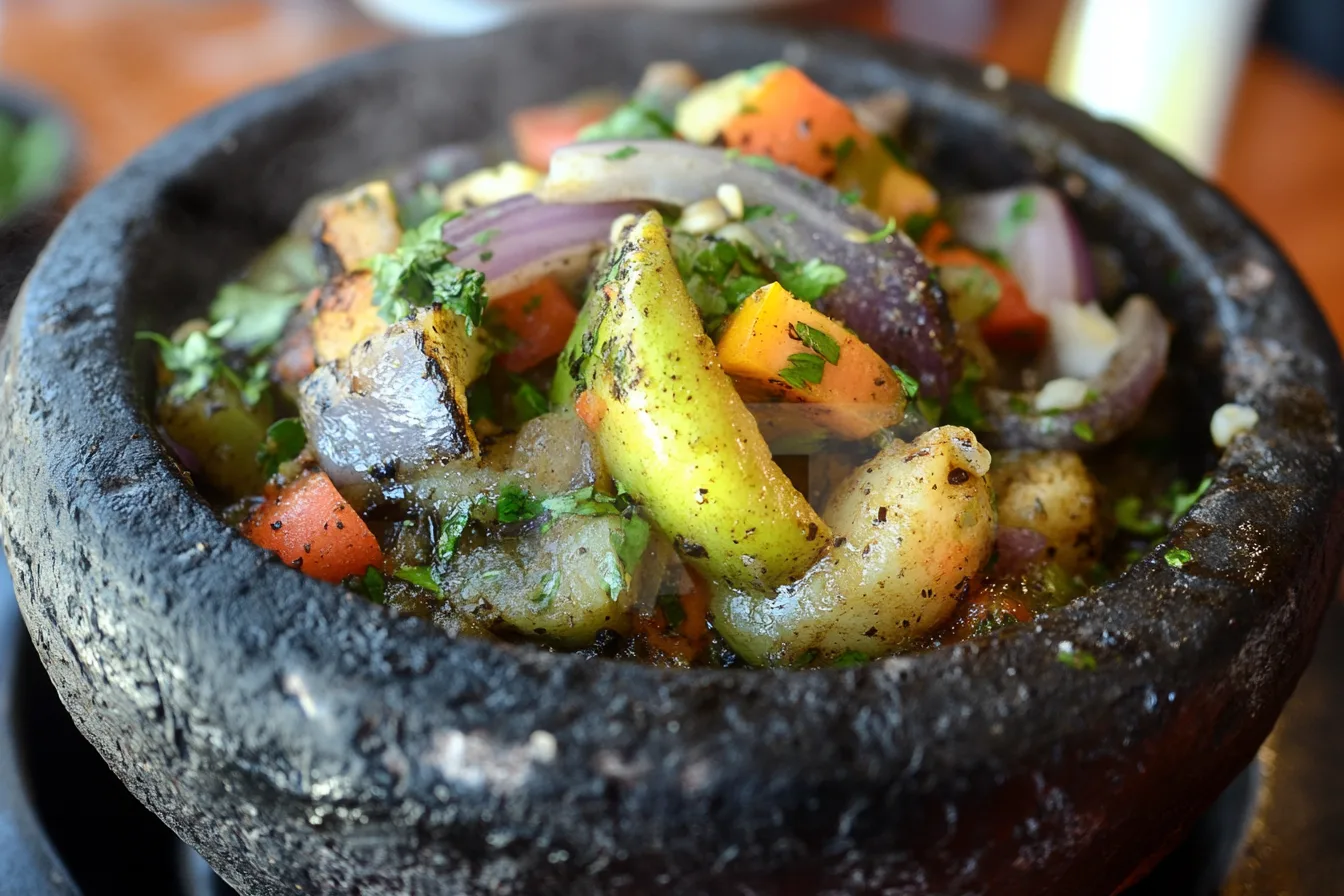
<box><xmin>1</xmin><ymin>13</ymin><xmax>1341</xmax><ymax>896</ymax></box>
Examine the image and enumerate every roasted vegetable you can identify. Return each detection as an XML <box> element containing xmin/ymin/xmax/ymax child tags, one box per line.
<box><xmin>716</xmin><ymin>281</ymin><xmax>908</xmax><ymax>439</ymax></box>
<box><xmin>314</xmin><ymin>180</ymin><xmax>402</xmax><ymax>273</ymax></box>
<box><xmin>484</xmin><ymin>276</ymin><xmax>578</xmax><ymax>373</ymax></box>
<box><xmin>721</xmin><ymin>66</ymin><xmax>866</xmax><ymax>179</ymax></box>
<box><xmin>442</xmin><ymin>161</ymin><xmax>543</xmax><ymax>212</ymax></box>
<box><xmin>509</xmin><ymin>91</ymin><xmax>622</xmax><ymax>170</ymax></box>
<box><xmin>300</xmin><ymin>306</ymin><xmax>482</xmax><ymax>491</ymax></box>
<box><xmin>674</xmin><ymin>62</ymin><xmax>784</xmax><ymax>145</ymax></box>
<box><xmin>572</xmin><ymin>211</ymin><xmax>829</xmax><ymax>589</ymax></box>
<box><xmin>243</xmin><ymin>470</ymin><xmax>383</xmax><ymax>582</ymax></box>
<box><xmin>992</xmin><ymin>450</ymin><xmax>1104</xmax><ymax>575</ymax></box>
<box><xmin>711</xmin><ymin>426</ymin><xmax>997</xmax><ymax>665</ymax></box>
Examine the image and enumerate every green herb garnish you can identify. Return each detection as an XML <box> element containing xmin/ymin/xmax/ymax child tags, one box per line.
<box><xmin>1072</xmin><ymin>420</ymin><xmax>1096</xmax><ymax>442</ymax></box>
<box><xmin>208</xmin><ymin>282</ymin><xmax>305</xmax><ymax>353</ymax></box>
<box><xmin>1114</xmin><ymin>495</ymin><xmax>1164</xmax><ymax>538</ymax></box>
<box><xmin>367</xmin><ymin>211</ymin><xmax>486</xmax><ymax>330</ymax></box>
<box><xmin>472</xmin><ymin>228</ymin><xmax>500</xmax><ymax>246</ymax></box>
<box><xmin>902</xmin><ymin>212</ymin><xmax>936</xmax><ymax>244</ymax></box>
<box><xmin>496</xmin><ymin>483</ymin><xmax>543</xmax><ymax>524</ymax></box>
<box><xmin>533</xmin><ymin>572</ymin><xmax>561</xmax><ymax>608</ymax></box>
<box><xmin>657</xmin><ymin>591</ymin><xmax>687</xmax><ymax>629</ymax></box>
<box><xmin>833</xmin><ymin>649</ymin><xmax>870</xmax><ymax>668</ymax></box>
<box><xmin>742</xmin><ymin>203</ymin><xmax>775</xmax><ymax>221</ymax></box>
<box><xmin>778</xmin><ymin>352</ymin><xmax>826</xmax><ymax>390</ymax></box>
<box><xmin>1164</xmin><ymin>547</ymin><xmax>1193</xmax><ymax>569</ymax></box>
<box><xmin>890</xmin><ymin>365</ymin><xmax>920</xmax><ymax>401</ymax></box>
<box><xmin>137</xmin><ymin>324</ymin><xmax>270</xmax><ymax>407</ymax></box>
<box><xmin>436</xmin><ymin>499</ymin><xmax>477</xmax><ymax>564</ymax></box>
<box><xmin>348</xmin><ymin>566</ymin><xmax>386</xmax><ymax>604</ymax></box>
<box><xmin>775</xmin><ymin>257</ymin><xmax>847</xmax><ymax>302</ymax></box>
<box><xmin>740</xmin><ymin>154</ymin><xmax>777</xmax><ymax>170</ymax></box>
<box><xmin>838</xmin><ymin>189</ymin><xmax>862</xmax><ymax>206</ymax></box>
<box><xmin>833</xmin><ymin>135</ymin><xmax>858</xmax><ymax>164</ymax></box>
<box><xmin>1057</xmin><ymin>643</ymin><xmax>1097</xmax><ymax>670</ymax></box>
<box><xmin>1168</xmin><ymin>477</ymin><xmax>1212</xmax><ymax>521</ymax></box>
<box><xmin>604</xmin><ymin>145</ymin><xmax>640</xmax><ymax>161</ymax></box>
<box><xmin>394</xmin><ymin>565</ymin><xmax>443</xmax><ymax>597</ymax></box>
<box><xmin>792</xmin><ymin>321</ymin><xmax>840</xmax><ymax>364</ymax></box>
<box><xmin>999</xmin><ymin>192</ymin><xmax>1037</xmax><ymax>243</ymax></box>
<box><xmin>257</xmin><ymin>417</ymin><xmax>306</xmax><ymax>478</ymax></box>
<box><xmin>512</xmin><ymin>379</ymin><xmax>550</xmax><ymax>424</ymax></box>
<box><xmin>579</xmin><ymin>101</ymin><xmax>674</xmax><ymax>142</ymax></box>
<box><xmin>864</xmin><ymin>217</ymin><xmax>898</xmax><ymax>243</ymax></box>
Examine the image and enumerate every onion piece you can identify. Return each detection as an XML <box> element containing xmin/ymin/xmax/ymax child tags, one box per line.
<box><xmin>538</xmin><ymin>140</ymin><xmax>960</xmax><ymax>400</ymax></box>
<box><xmin>979</xmin><ymin>295</ymin><xmax>1170</xmax><ymax>450</ymax></box>
<box><xmin>949</xmin><ymin>185</ymin><xmax>1094</xmax><ymax>315</ymax></box>
<box><xmin>994</xmin><ymin>527</ymin><xmax>1049</xmax><ymax>575</ymax></box>
<box><xmin>441</xmin><ymin>194</ymin><xmax>645</xmax><ymax>297</ymax></box>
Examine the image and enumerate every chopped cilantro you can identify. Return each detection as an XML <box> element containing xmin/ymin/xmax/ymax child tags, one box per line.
<box><xmin>838</xmin><ymin>189</ymin><xmax>862</xmax><ymax>206</ymax></box>
<box><xmin>512</xmin><ymin>379</ymin><xmax>550</xmax><ymax>424</ymax></box>
<box><xmin>890</xmin><ymin>365</ymin><xmax>920</xmax><ymax>400</ymax></box>
<box><xmin>367</xmin><ymin>210</ymin><xmax>486</xmax><ymax>330</ymax></box>
<box><xmin>833</xmin><ymin>649</ymin><xmax>870</xmax><ymax>668</ymax></box>
<box><xmin>742</xmin><ymin>203</ymin><xmax>775</xmax><ymax>221</ymax></box>
<box><xmin>740</xmin><ymin>154</ymin><xmax>777</xmax><ymax>170</ymax></box>
<box><xmin>466</xmin><ymin>381</ymin><xmax>496</xmax><ymax>424</ymax></box>
<box><xmin>394</xmin><ymin>565</ymin><xmax>443</xmax><ymax>597</ymax></box>
<box><xmin>533</xmin><ymin>572</ymin><xmax>561</xmax><ymax>608</ymax></box>
<box><xmin>790</xmin><ymin>649</ymin><xmax>819</xmax><ymax>669</ymax></box>
<box><xmin>137</xmin><ymin>325</ymin><xmax>270</xmax><ymax>407</ymax></box>
<box><xmin>256</xmin><ymin>417</ymin><xmax>306</xmax><ymax>478</ymax></box>
<box><xmin>864</xmin><ymin>217</ymin><xmax>898</xmax><ymax>243</ymax></box>
<box><xmin>1057</xmin><ymin>643</ymin><xmax>1097</xmax><ymax>670</ymax></box>
<box><xmin>970</xmin><ymin>609</ymin><xmax>1020</xmax><ymax>638</ymax></box>
<box><xmin>579</xmin><ymin>101</ymin><xmax>675</xmax><ymax>142</ymax></box>
<box><xmin>878</xmin><ymin>134</ymin><xmax>911</xmax><ymax>167</ymax></box>
<box><xmin>1072</xmin><ymin>420</ymin><xmax>1096</xmax><ymax>442</ymax></box>
<box><xmin>347</xmin><ymin>566</ymin><xmax>385</xmax><ymax>604</ymax></box>
<box><xmin>605</xmin><ymin>145</ymin><xmax>640</xmax><ymax>161</ymax></box>
<box><xmin>792</xmin><ymin>321</ymin><xmax>840</xmax><ymax>364</ymax></box>
<box><xmin>940</xmin><ymin>262</ymin><xmax>1003</xmax><ymax>321</ymax></box>
<box><xmin>540</xmin><ymin>485</ymin><xmax>627</xmax><ymax>519</ymax></box>
<box><xmin>780</xmin><ymin>211</ymin><xmax>799</xmax><ymax>224</ymax></box>
<box><xmin>834</xmin><ymin>135</ymin><xmax>858</xmax><ymax>163</ymax></box>
<box><xmin>778</xmin><ymin>352</ymin><xmax>826</xmax><ymax>390</ymax></box>
<box><xmin>999</xmin><ymin>192</ymin><xmax>1037</xmax><ymax>243</ymax></box>
<box><xmin>479</xmin><ymin>250</ymin><xmax>494</xmax><ymax>262</ymax></box>
<box><xmin>436</xmin><ymin>499</ymin><xmax>477</xmax><ymax>564</ymax></box>
<box><xmin>496</xmin><ymin>483</ymin><xmax>544</xmax><ymax>524</ymax></box>
<box><xmin>472</xmin><ymin>228</ymin><xmax>500</xmax><ymax>246</ymax></box>
<box><xmin>942</xmin><ymin>362</ymin><xmax>985</xmax><ymax>428</ymax></box>
<box><xmin>1008</xmin><ymin>394</ymin><xmax>1031</xmax><ymax>414</ymax></box>
<box><xmin>1164</xmin><ymin>547</ymin><xmax>1193</xmax><ymax>569</ymax></box>
<box><xmin>1114</xmin><ymin>495</ymin><xmax>1164</xmax><ymax>537</ymax></box>
<box><xmin>775</xmin><ymin>257</ymin><xmax>847</xmax><ymax>302</ymax></box>
<box><xmin>1168</xmin><ymin>477</ymin><xmax>1212</xmax><ymax>521</ymax></box>
<box><xmin>208</xmin><ymin>282</ymin><xmax>304</xmax><ymax>353</ymax></box>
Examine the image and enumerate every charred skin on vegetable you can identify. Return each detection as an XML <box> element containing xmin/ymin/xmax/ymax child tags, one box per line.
<box><xmin>573</xmin><ymin>210</ymin><xmax>830</xmax><ymax>590</ymax></box>
<box><xmin>299</xmin><ymin>306</ymin><xmax>481</xmax><ymax>491</ymax></box>
<box><xmin>313</xmin><ymin>180</ymin><xmax>402</xmax><ymax>274</ymax></box>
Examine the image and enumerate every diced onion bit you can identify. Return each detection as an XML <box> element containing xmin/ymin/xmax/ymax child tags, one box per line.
<box><xmin>716</xmin><ymin>183</ymin><xmax>745</xmax><ymax>221</ymax></box>
<box><xmin>1210</xmin><ymin>403</ymin><xmax>1259</xmax><ymax>448</ymax></box>
<box><xmin>1034</xmin><ymin>377</ymin><xmax>1091</xmax><ymax>413</ymax></box>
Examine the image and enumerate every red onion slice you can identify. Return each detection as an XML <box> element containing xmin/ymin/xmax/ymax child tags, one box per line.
<box><xmin>994</xmin><ymin>527</ymin><xmax>1049</xmax><ymax>575</ymax></box>
<box><xmin>979</xmin><ymin>296</ymin><xmax>1171</xmax><ymax>450</ymax></box>
<box><xmin>442</xmin><ymin>194</ymin><xmax>645</xmax><ymax>296</ymax></box>
<box><xmin>538</xmin><ymin>140</ymin><xmax>960</xmax><ymax>400</ymax></box>
<box><xmin>950</xmin><ymin>185</ymin><xmax>1094</xmax><ymax>314</ymax></box>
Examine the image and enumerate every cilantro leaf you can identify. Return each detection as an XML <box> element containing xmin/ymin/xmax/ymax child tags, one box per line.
<box><xmin>838</xmin><ymin>189</ymin><xmax>862</xmax><ymax>206</ymax></box>
<box><xmin>775</xmin><ymin>257</ymin><xmax>847</xmax><ymax>302</ymax></box>
<box><xmin>512</xmin><ymin>379</ymin><xmax>550</xmax><ymax>424</ymax></box>
<box><xmin>778</xmin><ymin>352</ymin><xmax>826</xmax><ymax>390</ymax></box>
<box><xmin>742</xmin><ymin>204</ymin><xmax>775</xmax><ymax>221</ymax></box>
<box><xmin>496</xmin><ymin>483</ymin><xmax>544</xmax><ymax>524</ymax></box>
<box><xmin>864</xmin><ymin>217</ymin><xmax>898</xmax><ymax>243</ymax></box>
<box><xmin>436</xmin><ymin>499</ymin><xmax>477</xmax><ymax>564</ymax></box>
<box><xmin>739</xmin><ymin>154</ymin><xmax>777</xmax><ymax>170</ymax></box>
<box><xmin>601</xmin><ymin>514</ymin><xmax>652</xmax><ymax>599</ymax></box>
<box><xmin>366</xmin><ymin>210</ymin><xmax>486</xmax><ymax>331</ymax></box>
<box><xmin>1114</xmin><ymin>495</ymin><xmax>1164</xmax><ymax>538</ymax></box>
<box><xmin>1072</xmin><ymin>420</ymin><xmax>1096</xmax><ymax>442</ymax></box>
<box><xmin>890</xmin><ymin>365</ymin><xmax>920</xmax><ymax>400</ymax></box>
<box><xmin>209</xmin><ymin>282</ymin><xmax>304</xmax><ymax>353</ymax></box>
<box><xmin>1168</xmin><ymin>477</ymin><xmax>1212</xmax><ymax>521</ymax></box>
<box><xmin>792</xmin><ymin>321</ymin><xmax>840</xmax><ymax>364</ymax></box>
<box><xmin>257</xmin><ymin>417</ymin><xmax>306</xmax><ymax>478</ymax></box>
<box><xmin>137</xmin><ymin>326</ymin><xmax>270</xmax><ymax>407</ymax></box>
<box><xmin>834</xmin><ymin>135</ymin><xmax>858</xmax><ymax>163</ymax></box>
<box><xmin>579</xmin><ymin>101</ymin><xmax>675</xmax><ymax>142</ymax></box>
<box><xmin>394</xmin><ymin>565</ymin><xmax>443</xmax><ymax>597</ymax></box>
<box><xmin>833</xmin><ymin>649</ymin><xmax>870</xmax><ymax>668</ymax></box>
<box><xmin>346</xmin><ymin>566</ymin><xmax>385</xmax><ymax>604</ymax></box>
<box><xmin>1056</xmin><ymin>643</ymin><xmax>1096</xmax><ymax>670</ymax></box>
<box><xmin>902</xmin><ymin>212</ymin><xmax>936</xmax><ymax>243</ymax></box>
<box><xmin>604</xmin><ymin>145</ymin><xmax>640</xmax><ymax>161</ymax></box>
<box><xmin>1164</xmin><ymin>547</ymin><xmax>1193</xmax><ymax>569</ymax></box>
<box><xmin>533</xmin><ymin>572</ymin><xmax>561</xmax><ymax>608</ymax></box>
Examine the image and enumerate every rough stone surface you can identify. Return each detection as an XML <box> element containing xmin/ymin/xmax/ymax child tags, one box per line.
<box><xmin>1</xmin><ymin>13</ymin><xmax>1342</xmax><ymax>896</ymax></box>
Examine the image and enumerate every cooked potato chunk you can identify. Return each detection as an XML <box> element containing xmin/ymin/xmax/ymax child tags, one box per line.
<box><xmin>314</xmin><ymin>180</ymin><xmax>402</xmax><ymax>273</ymax></box>
<box><xmin>992</xmin><ymin>449</ymin><xmax>1104</xmax><ymax>575</ymax></box>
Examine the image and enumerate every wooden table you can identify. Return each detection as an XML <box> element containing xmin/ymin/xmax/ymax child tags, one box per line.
<box><xmin>5</xmin><ymin>0</ymin><xmax>1343</xmax><ymax>338</ymax></box>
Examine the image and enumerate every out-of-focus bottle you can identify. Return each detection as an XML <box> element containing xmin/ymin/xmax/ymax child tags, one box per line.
<box><xmin>1047</xmin><ymin>0</ymin><xmax>1265</xmax><ymax>176</ymax></box>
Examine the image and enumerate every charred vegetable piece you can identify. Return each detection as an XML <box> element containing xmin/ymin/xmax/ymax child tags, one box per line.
<box><xmin>573</xmin><ymin>211</ymin><xmax>829</xmax><ymax>589</ymax></box>
<box><xmin>992</xmin><ymin>450</ymin><xmax>1104</xmax><ymax>575</ymax></box>
<box><xmin>674</xmin><ymin>62</ymin><xmax>785</xmax><ymax>145</ymax></box>
<box><xmin>435</xmin><ymin>513</ymin><xmax>659</xmax><ymax>648</ymax></box>
<box><xmin>716</xmin><ymin>281</ymin><xmax>908</xmax><ymax>439</ymax></box>
<box><xmin>484</xmin><ymin>276</ymin><xmax>579</xmax><ymax>373</ymax></box>
<box><xmin>156</xmin><ymin>376</ymin><xmax>272</xmax><ymax>502</ymax></box>
<box><xmin>539</xmin><ymin>140</ymin><xmax>958</xmax><ymax>400</ymax></box>
<box><xmin>832</xmin><ymin>135</ymin><xmax>940</xmax><ymax>227</ymax></box>
<box><xmin>299</xmin><ymin>306</ymin><xmax>481</xmax><ymax>491</ymax></box>
<box><xmin>711</xmin><ymin>426</ymin><xmax>997</xmax><ymax>665</ymax></box>
<box><xmin>309</xmin><ymin>271</ymin><xmax>384</xmax><ymax>366</ymax></box>
<box><xmin>721</xmin><ymin>66</ymin><xmax>866</xmax><ymax>179</ymax></box>
<box><xmin>314</xmin><ymin>180</ymin><xmax>402</xmax><ymax>273</ymax></box>
<box><xmin>442</xmin><ymin>161</ymin><xmax>543</xmax><ymax>212</ymax></box>
<box><xmin>243</xmin><ymin>470</ymin><xmax>383</xmax><ymax>582</ymax></box>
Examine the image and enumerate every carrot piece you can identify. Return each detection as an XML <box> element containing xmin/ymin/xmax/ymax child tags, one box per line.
<box><xmin>925</xmin><ymin>243</ymin><xmax>1048</xmax><ymax>355</ymax></box>
<box><xmin>485</xmin><ymin>277</ymin><xmax>579</xmax><ymax>373</ymax></box>
<box><xmin>509</xmin><ymin>93</ymin><xmax>620</xmax><ymax>171</ymax></box>
<box><xmin>574</xmin><ymin>389</ymin><xmax>607</xmax><ymax>430</ymax></box>
<box><xmin>635</xmin><ymin>569</ymin><xmax>712</xmax><ymax>666</ymax></box>
<box><xmin>243</xmin><ymin>470</ymin><xmax>383</xmax><ymax>583</ymax></box>
<box><xmin>715</xmin><ymin>282</ymin><xmax>906</xmax><ymax>438</ymax></box>
<box><xmin>918</xmin><ymin>220</ymin><xmax>956</xmax><ymax>254</ymax></box>
<box><xmin>720</xmin><ymin>67</ymin><xmax>866</xmax><ymax>179</ymax></box>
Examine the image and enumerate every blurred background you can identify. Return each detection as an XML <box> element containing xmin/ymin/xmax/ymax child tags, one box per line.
<box><xmin>0</xmin><ymin>0</ymin><xmax>1341</xmax><ymax>336</ymax></box>
<box><xmin>0</xmin><ymin>2</ymin><xmax>1342</xmax><ymax>895</ymax></box>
